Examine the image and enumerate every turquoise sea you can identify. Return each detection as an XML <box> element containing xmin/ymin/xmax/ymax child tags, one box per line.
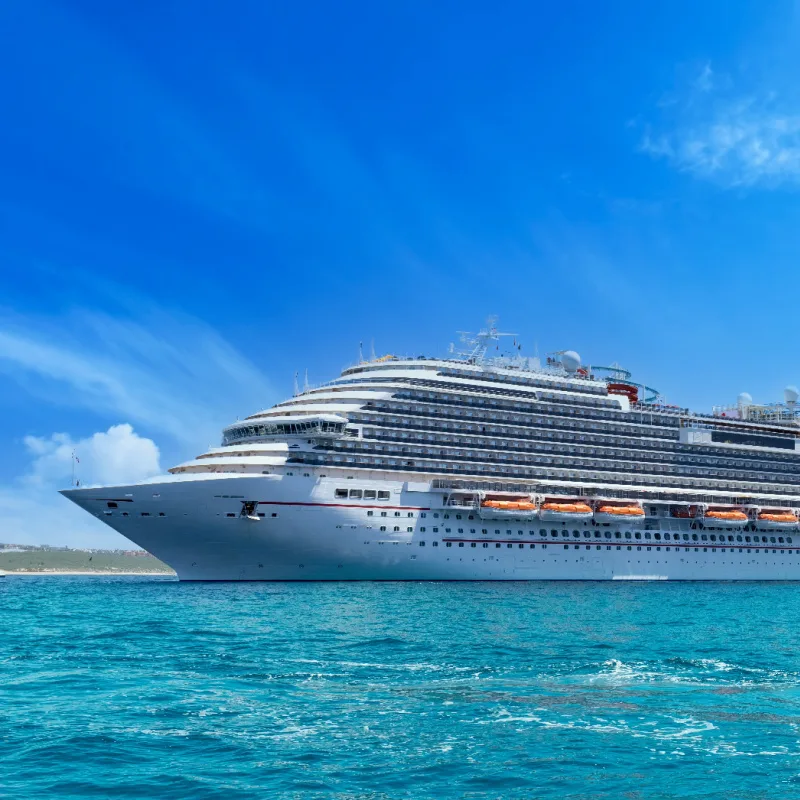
<box><xmin>2</xmin><ymin>577</ymin><xmax>800</xmax><ymax>799</ymax></box>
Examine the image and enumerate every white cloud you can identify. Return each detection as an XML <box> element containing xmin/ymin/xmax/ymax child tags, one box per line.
<box><xmin>640</xmin><ymin>64</ymin><xmax>800</xmax><ymax>188</ymax></box>
<box><xmin>24</xmin><ymin>423</ymin><xmax>161</xmax><ymax>487</ymax></box>
<box><xmin>0</xmin><ymin>424</ymin><xmax>162</xmax><ymax>549</ymax></box>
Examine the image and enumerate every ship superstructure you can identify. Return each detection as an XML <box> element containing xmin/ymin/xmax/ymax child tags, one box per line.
<box><xmin>63</xmin><ymin>321</ymin><xmax>800</xmax><ymax>580</ymax></box>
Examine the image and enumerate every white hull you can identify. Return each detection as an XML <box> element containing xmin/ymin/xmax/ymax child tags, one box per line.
<box><xmin>62</xmin><ymin>474</ymin><xmax>800</xmax><ymax>581</ymax></box>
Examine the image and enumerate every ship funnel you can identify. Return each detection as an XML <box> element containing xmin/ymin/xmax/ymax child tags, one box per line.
<box><xmin>785</xmin><ymin>386</ymin><xmax>799</xmax><ymax>405</ymax></box>
<box><xmin>737</xmin><ymin>392</ymin><xmax>753</xmax><ymax>408</ymax></box>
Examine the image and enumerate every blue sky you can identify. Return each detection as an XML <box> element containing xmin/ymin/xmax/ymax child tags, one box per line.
<box><xmin>2</xmin><ymin>0</ymin><xmax>800</xmax><ymax>547</ymax></box>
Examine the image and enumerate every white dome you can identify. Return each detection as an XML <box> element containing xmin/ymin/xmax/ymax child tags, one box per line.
<box><xmin>785</xmin><ymin>386</ymin><xmax>799</xmax><ymax>404</ymax></box>
<box><xmin>738</xmin><ymin>392</ymin><xmax>753</xmax><ymax>407</ymax></box>
<box><xmin>561</xmin><ymin>350</ymin><xmax>581</xmax><ymax>373</ymax></box>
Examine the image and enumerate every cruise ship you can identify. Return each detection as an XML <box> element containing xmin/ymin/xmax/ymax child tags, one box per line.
<box><xmin>62</xmin><ymin>321</ymin><xmax>800</xmax><ymax>580</ymax></box>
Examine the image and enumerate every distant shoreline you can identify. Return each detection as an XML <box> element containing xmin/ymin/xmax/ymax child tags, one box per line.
<box><xmin>2</xmin><ymin>570</ymin><xmax>176</xmax><ymax>576</ymax></box>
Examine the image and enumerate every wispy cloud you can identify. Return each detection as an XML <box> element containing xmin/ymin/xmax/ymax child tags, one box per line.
<box><xmin>640</xmin><ymin>63</ymin><xmax>800</xmax><ymax>188</ymax></box>
<box><xmin>0</xmin><ymin>305</ymin><xmax>274</xmax><ymax>448</ymax></box>
<box><xmin>0</xmin><ymin>295</ymin><xmax>275</xmax><ymax>548</ymax></box>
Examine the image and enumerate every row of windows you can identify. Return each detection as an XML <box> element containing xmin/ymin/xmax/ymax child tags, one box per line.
<box><xmin>324</xmin><ymin>442</ymin><xmax>800</xmax><ymax>493</ymax></box>
<box><xmin>294</xmin><ymin>452</ymin><xmax>800</xmax><ymax>498</ymax></box>
<box><xmin>223</xmin><ymin>419</ymin><xmax>346</xmax><ymax>443</ymax></box>
<box><xmin>410</xmin><ymin>541</ymin><xmax>799</xmax><ymax>554</ymax></box>
<box><xmin>334</xmin><ymin>488</ymin><xmax>391</xmax><ymax>500</ymax></box>
<box><xmin>360</xmin><ymin>424</ymin><xmax>800</xmax><ymax>479</ymax></box>
<box><xmin>352</xmin><ymin>409</ymin><xmax>800</xmax><ymax>472</ymax></box>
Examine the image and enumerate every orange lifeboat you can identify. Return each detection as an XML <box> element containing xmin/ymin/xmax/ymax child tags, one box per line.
<box><xmin>594</xmin><ymin>504</ymin><xmax>645</xmax><ymax>525</ymax></box>
<box><xmin>479</xmin><ymin>498</ymin><xmax>538</xmax><ymax>519</ymax></box>
<box><xmin>539</xmin><ymin>501</ymin><xmax>593</xmax><ymax>521</ymax></box>
<box><xmin>703</xmin><ymin>509</ymin><xmax>748</xmax><ymax>528</ymax></box>
<box><xmin>756</xmin><ymin>510</ymin><xmax>799</xmax><ymax>529</ymax></box>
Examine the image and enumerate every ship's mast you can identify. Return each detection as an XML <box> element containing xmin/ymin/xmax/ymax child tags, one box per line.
<box><xmin>455</xmin><ymin>316</ymin><xmax>518</xmax><ymax>364</ymax></box>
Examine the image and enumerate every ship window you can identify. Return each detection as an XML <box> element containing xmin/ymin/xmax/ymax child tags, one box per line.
<box><xmin>335</xmin><ymin>489</ymin><xmax>348</xmax><ymax>498</ymax></box>
<box><xmin>419</xmin><ymin>541</ymin><xmax>425</xmax><ymax>546</ymax></box>
<box><xmin>367</xmin><ymin>511</ymin><xmax>373</xmax><ymax>517</ymax></box>
<box><xmin>380</xmin><ymin>526</ymin><xmax>386</xmax><ymax>531</ymax></box>
<box><xmin>350</xmin><ymin>490</ymin><xmax>362</xmax><ymax>499</ymax></box>
<box><xmin>420</xmin><ymin>513</ymin><xmax>427</xmax><ymax>518</ymax></box>
<box><xmin>433</xmin><ymin>527</ymin><xmax>439</xmax><ymax>532</ymax></box>
<box><xmin>496</xmin><ymin>543</ymin><xmax>501</xmax><ymax>548</ymax></box>
<box><xmin>141</xmin><ymin>512</ymin><xmax>150</xmax><ymax>517</ymax></box>
<box><xmin>420</xmin><ymin>527</ymin><xmax>426</xmax><ymax>532</ymax></box>
<box><xmin>380</xmin><ymin>511</ymin><xmax>387</xmax><ymax>517</ymax></box>
<box><xmin>394</xmin><ymin>511</ymin><xmax>401</xmax><ymax>517</ymax></box>
<box><xmin>122</xmin><ymin>512</ymin><xmax>129</xmax><ymax>517</ymax></box>
<box><xmin>407</xmin><ymin>527</ymin><xmax>413</xmax><ymax>533</ymax></box>
<box><xmin>106</xmin><ymin>502</ymin><xmax>118</xmax><ymax>509</ymax></box>
<box><xmin>432</xmin><ymin>541</ymin><xmax>438</xmax><ymax>547</ymax></box>
<box><xmin>446</xmin><ymin>542</ymin><xmax>452</xmax><ymax>547</ymax></box>
<box><xmin>771</xmin><ymin>537</ymin><xmax>777</xmax><ymax>543</ymax></box>
<box><xmin>378</xmin><ymin>491</ymin><xmax>390</xmax><ymax>500</ymax></box>
<box><xmin>364</xmin><ymin>490</ymin><xmax>377</xmax><ymax>499</ymax></box>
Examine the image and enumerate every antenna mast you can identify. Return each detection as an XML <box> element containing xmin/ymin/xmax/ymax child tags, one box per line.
<box><xmin>455</xmin><ymin>316</ymin><xmax>518</xmax><ymax>364</ymax></box>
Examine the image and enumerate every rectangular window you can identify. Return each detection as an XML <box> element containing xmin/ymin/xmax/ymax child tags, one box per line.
<box><xmin>364</xmin><ymin>490</ymin><xmax>377</xmax><ymax>499</ymax></box>
<box><xmin>377</xmin><ymin>490</ymin><xmax>390</xmax><ymax>500</ymax></box>
<box><xmin>335</xmin><ymin>489</ymin><xmax>348</xmax><ymax>498</ymax></box>
<box><xmin>349</xmin><ymin>489</ymin><xmax>362</xmax><ymax>499</ymax></box>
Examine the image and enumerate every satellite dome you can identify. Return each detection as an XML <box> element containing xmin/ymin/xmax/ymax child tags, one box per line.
<box><xmin>561</xmin><ymin>351</ymin><xmax>581</xmax><ymax>373</ymax></box>
<box><xmin>785</xmin><ymin>386</ymin><xmax>799</xmax><ymax>404</ymax></box>
<box><xmin>737</xmin><ymin>392</ymin><xmax>753</xmax><ymax>407</ymax></box>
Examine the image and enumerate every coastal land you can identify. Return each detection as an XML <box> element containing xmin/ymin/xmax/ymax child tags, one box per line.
<box><xmin>0</xmin><ymin>544</ymin><xmax>174</xmax><ymax>575</ymax></box>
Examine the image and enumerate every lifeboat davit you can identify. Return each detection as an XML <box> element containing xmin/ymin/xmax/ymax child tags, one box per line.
<box><xmin>478</xmin><ymin>499</ymin><xmax>538</xmax><ymax>520</ymax></box>
<box><xmin>594</xmin><ymin>504</ymin><xmax>645</xmax><ymax>525</ymax></box>
<box><xmin>702</xmin><ymin>509</ymin><xmax>748</xmax><ymax>528</ymax></box>
<box><xmin>755</xmin><ymin>511</ymin><xmax>799</xmax><ymax>530</ymax></box>
<box><xmin>539</xmin><ymin>501</ymin><xmax>593</xmax><ymax>522</ymax></box>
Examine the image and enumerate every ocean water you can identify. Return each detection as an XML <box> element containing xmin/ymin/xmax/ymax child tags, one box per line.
<box><xmin>2</xmin><ymin>579</ymin><xmax>800</xmax><ymax>799</ymax></box>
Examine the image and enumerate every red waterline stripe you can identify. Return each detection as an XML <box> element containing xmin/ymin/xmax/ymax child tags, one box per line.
<box><xmin>256</xmin><ymin>501</ymin><xmax>431</xmax><ymax>511</ymax></box>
